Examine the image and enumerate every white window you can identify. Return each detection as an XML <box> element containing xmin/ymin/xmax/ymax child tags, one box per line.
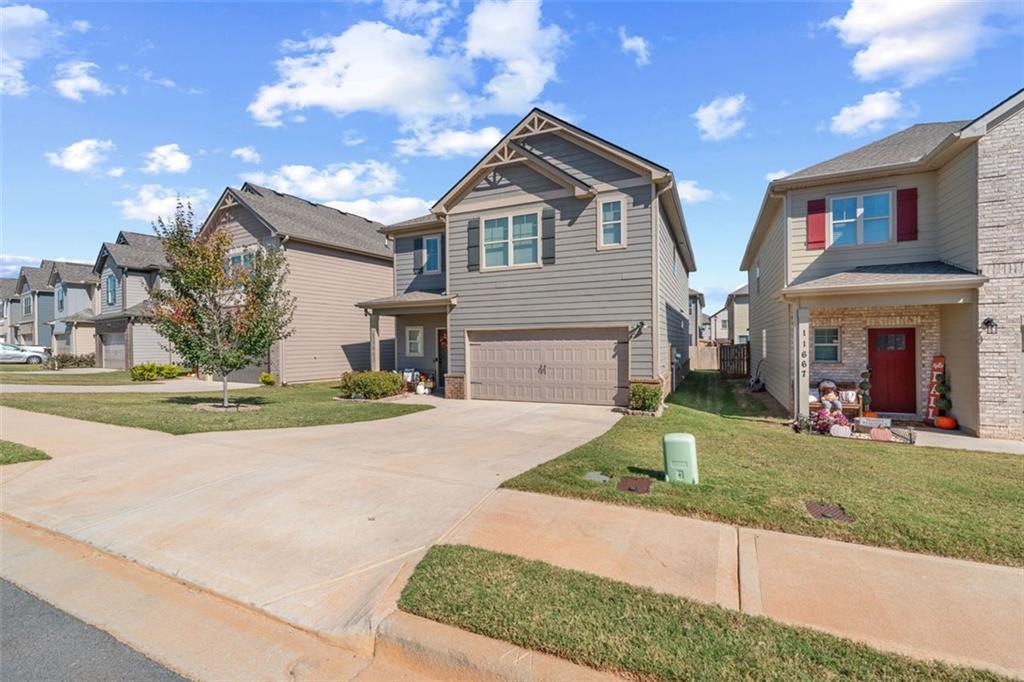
<box><xmin>405</xmin><ymin>326</ymin><xmax>424</xmax><ymax>357</ymax></box>
<box><xmin>482</xmin><ymin>211</ymin><xmax>540</xmax><ymax>270</ymax></box>
<box><xmin>228</xmin><ymin>252</ymin><xmax>255</xmax><ymax>271</ymax></box>
<box><xmin>22</xmin><ymin>295</ymin><xmax>31</xmax><ymax>315</ymax></box>
<box><xmin>813</xmin><ymin>327</ymin><xmax>840</xmax><ymax>362</ymax></box>
<box><xmin>423</xmin><ymin>235</ymin><xmax>441</xmax><ymax>274</ymax></box>
<box><xmin>828</xmin><ymin>191</ymin><xmax>893</xmax><ymax>247</ymax></box>
<box><xmin>598</xmin><ymin>198</ymin><xmax>626</xmax><ymax>249</ymax></box>
<box><xmin>721</xmin><ymin>319</ymin><xmax>728</xmax><ymax>330</ymax></box>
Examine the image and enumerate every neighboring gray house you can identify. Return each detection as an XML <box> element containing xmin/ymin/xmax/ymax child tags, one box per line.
<box><xmin>741</xmin><ymin>89</ymin><xmax>1023</xmax><ymax>439</ymax></box>
<box><xmin>199</xmin><ymin>183</ymin><xmax>395</xmax><ymax>383</ymax></box>
<box><xmin>92</xmin><ymin>232</ymin><xmax>176</xmax><ymax>368</ymax></box>
<box><xmin>48</xmin><ymin>262</ymin><xmax>99</xmax><ymax>357</ymax></box>
<box><xmin>12</xmin><ymin>261</ymin><xmax>56</xmax><ymax>347</ymax></box>
<box><xmin>688</xmin><ymin>288</ymin><xmax>705</xmax><ymax>346</ymax></box>
<box><xmin>0</xmin><ymin>278</ymin><xmax>17</xmax><ymax>343</ymax></box>
<box><xmin>725</xmin><ymin>284</ymin><xmax>749</xmax><ymax>344</ymax></box>
<box><xmin>359</xmin><ymin>109</ymin><xmax>696</xmax><ymax>406</ymax></box>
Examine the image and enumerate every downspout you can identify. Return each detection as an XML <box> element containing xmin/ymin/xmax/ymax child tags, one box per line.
<box><xmin>278</xmin><ymin>235</ymin><xmax>290</xmax><ymax>384</ymax></box>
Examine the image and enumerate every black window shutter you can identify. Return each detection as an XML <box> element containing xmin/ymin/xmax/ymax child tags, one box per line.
<box><xmin>440</xmin><ymin>234</ymin><xmax>446</xmax><ymax>272</ymax></box>
<box><xmin>542</xmin><ymin>207</ymin><xmax>556</xmax><ymax>265</ymax></box>
<box><xmin>466</xmin><ymin>219</ymin><xmax>479</xmax><ymax>271</ymax></box>
<box><xmin>413</xmin><ymin>236</ymin><xmax>423</xmax><ymax>273</ymax></box>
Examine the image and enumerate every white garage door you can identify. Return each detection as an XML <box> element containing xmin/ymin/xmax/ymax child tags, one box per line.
<box><xmin>469</xmin><ymin>328</ymin><xmax>628</xmax><ymax>406</ymax></box>
<box><xmin>101</xmin><ymin>332</ymin><xmax>125</xmax><ymax>369</ymax></box>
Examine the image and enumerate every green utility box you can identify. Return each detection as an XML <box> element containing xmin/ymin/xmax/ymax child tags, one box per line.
<box><xmin>663</xmin><ymin>433</ymin><xmax>699</xmax><ymax>484</ymax></box>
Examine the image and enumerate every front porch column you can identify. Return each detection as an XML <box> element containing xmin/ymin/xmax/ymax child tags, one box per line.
<box><xmin>793</xmin><ymin>307</ymin><xmax>810</xmax><ymax>417</ymax></box>
<box><xmin>369</xmin><ymin>312</ymin><xmax>380</xmax><ymax>372</ymax></box>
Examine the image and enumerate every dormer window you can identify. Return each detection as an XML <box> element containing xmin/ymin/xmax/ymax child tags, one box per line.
<box><xmin>106</xmin><ymin>274</ymin><xmax>117</xmax><ymax>305</ymax></box>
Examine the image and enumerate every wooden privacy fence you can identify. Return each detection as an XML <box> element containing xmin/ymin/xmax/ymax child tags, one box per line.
<box><xmin>719</xmin><ymin>343</ymin><xmax>750</xmax><ymax>378</ymax></box>
<box><xmin>689</xmin><ymin>345</ymin><xmax>719</xmax><ymax>371</ymax></box>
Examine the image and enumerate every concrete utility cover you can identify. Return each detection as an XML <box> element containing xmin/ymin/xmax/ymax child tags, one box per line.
<box><xmin>583</xmin><ymin>471</ymin><xmax>611</xmax><ymax>482</ymax></box>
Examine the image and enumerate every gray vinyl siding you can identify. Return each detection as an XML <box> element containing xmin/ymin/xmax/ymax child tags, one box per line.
<box><xmin>657</xmin><ymin>204</ymin><xmax>689</xmax><ymax>379</ymax></box>
<box><xmin>394</xmin><ymin>234</ymin><xmax>445</xmax><ymax>294</ymax></box>
<box><xmin>100</xmin><ymin>265</ymin><xmax>123</xmax><ymax>314</ymax></box>
<box><xmin>447</xmin><ymin>174</ymin><xmax>655</xmax><ymax>379</ymax></box>
<box><xmin>395</xmin><ymin>313</ymin><xmax>446</xmax><ymax>376</ymax></box>
<box><xmin>130</xmin><ymin>322</ymin><xmax>175</xmax><ymax>364</ymax></box>
<box><xmin>53</xmin><ymin>284</ymin><xmax>93</xmax><ymax>321</ymax></box>
<box><xmin>939</xmin><ymin>303</ymin><xmax>979</xmax><ymax>435</ymax></box>
<box><xmin>519</xmin><ymin>132</ymin><xmax>642</xmax><ymax>186</ymax></box>
<box><xmin>464</xmin><ymin>164</ymin><xmax>561</xmax><ymax>205</ymax></box>
<box><xmin>124</xmin><ymin>272</ymin><xmax>150</xmax><ymax>307</ymax></box>
<box><xmin>35</xmin><ymin>293</ymin><xmax>54</xmax><ymax>347</ymax></box>
<box><xmin>748</xmin><ymin>204</ymin><xmax>792</xmax><ymax>409</ymax></box>
<box><xmin>936</xmin><ymin>145</ymin><xmax>978</xmax><ymax>271</ymax></box>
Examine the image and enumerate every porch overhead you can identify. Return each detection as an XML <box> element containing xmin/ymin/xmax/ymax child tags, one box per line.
<box><xmin>355</xmin><ymin>291</ymin><xmax>457</xmax><ymax>317</ymax></box>
<box><xmin>780</xmin><ymin>262</ymin><xmax>987</xmax><ymax>307</ymax></box>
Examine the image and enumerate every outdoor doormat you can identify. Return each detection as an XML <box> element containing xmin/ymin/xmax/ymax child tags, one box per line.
<box><xmin>617</xmin><ymin>476</ymin><xmax>652</xmax><ymax>494</ymax></box>
<box><xmin>805</xmin><ymin>500</ymin><xmax>853</xmax><ymax>523</ymax></box>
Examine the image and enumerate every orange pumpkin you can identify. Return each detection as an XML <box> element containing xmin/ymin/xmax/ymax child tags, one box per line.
<box><xmin>935</xmin><ymin>415</ymin><xmax>958</xmax><ymax>430</ymax></box>
<box><xmin>862</xmin><ymin>411</ymin><xmax>878</xmax><ymax>418</ymax></box>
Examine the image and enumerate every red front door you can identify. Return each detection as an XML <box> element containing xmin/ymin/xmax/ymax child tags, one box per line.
<box><xmin>868</xmin><ymin>328</ymin><xmax>916</xmax><ymax>413</ymax></box>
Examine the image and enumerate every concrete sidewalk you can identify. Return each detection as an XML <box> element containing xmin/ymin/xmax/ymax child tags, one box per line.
<box><xmin>0</xmin><ymin>378</ymin><xmax>259</xmax><ymax>393</ymax></box>
<box><xmin>447</xmin><ymin>489</ymin><xmax>1024</xmax><ymax>679</ymax></box>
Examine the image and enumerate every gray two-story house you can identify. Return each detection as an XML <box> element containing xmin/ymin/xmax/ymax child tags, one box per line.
<box><xmin>359</xmin><ymin>109</ymin><xmax>696</xmax><ymax>406</ymax></box>
<box><xmin>93</xmin><ymin>231</ymin><xmax>176</xmax><ymax>368</ymax></box>
<box><xmin>0</xmin><ymin>278</ymin><xmax>17</xmax><ymax>343</ymax></box>
<box><xmin>48</xmin><ymin>262</ymin><xmax>100</xmax><ymax>357</ymax></box>
<box><xmin>12</xmin><ymin>261</ymin><xmax>56</xmax><ymax>348</ymax></box>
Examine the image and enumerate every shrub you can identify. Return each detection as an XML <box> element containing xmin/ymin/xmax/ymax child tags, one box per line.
<box><xmin>629</xmin><ymin>383</ymin><xmax>662</xmax><ymax>412</ymax></box>
<box><xmin>338</xmin><ymin>371</ymin><xmax>406</xmax><ymax>400</ymax></box>
<box><xmin>260</xmin><ymin>372</ymin><xmax>277</xmax><ymax>386</ymax></box>
<box><xmin>50</xmin><ymin>353</ymin><xmax>96</xmax><ymax>369</ymax></box>
<box><xmin>130</xmin><ymin>363</ymin><xmax>160</xmax><ymax>382</ymax></box>
<box><xmin>159</xmin><ymin>364</ymin><xmax>182</xmax><ymax>379</ymax></box>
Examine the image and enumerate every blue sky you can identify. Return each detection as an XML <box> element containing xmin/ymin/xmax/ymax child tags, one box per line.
<box><xmin>2</xmin><ymin>1</ymin><xmax>1021</xmax><ymax>312</ymax></box>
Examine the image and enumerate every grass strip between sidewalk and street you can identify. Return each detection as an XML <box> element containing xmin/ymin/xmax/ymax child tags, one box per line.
<box><xmin>504</xmin><ymin>371</ymin><xmax>1024</xmax><ymax>567</ymax></box>
<box><xmin>0</xmin><ymin>440</ymin><xmax>51</xmax><ymax>465</ymax></box>
<box><xmin>400</xmin><ymin>545</ymin><xmax>1005</xmax><ymax>682</ymax></box>
<box><xmin>0</xmin><ymin>382</ymin><xmax>431</xmax><ymax>434</ymax></box>
<box><xmin>0</xmin><ymin>370</ymin><xmax>141</xmax><ymax>385</ymax></box>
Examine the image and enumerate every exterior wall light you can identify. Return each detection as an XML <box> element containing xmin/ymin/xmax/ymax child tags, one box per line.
<box><xmin>982</xmin><ymin>317</ymin><xmax>998</xmax><ymax>334</ymax></box>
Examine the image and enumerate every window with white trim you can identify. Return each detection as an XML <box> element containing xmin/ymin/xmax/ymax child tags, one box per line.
<box><xmin>106</xmin><ymin>274</ymin><xmax>117</xmax><ymax>306</ymax></box>
<box><xmin>828</xmin><ymin>191</ymin><xmax>892</xmax><ymax>247</ymax></box>
<box><xmin>598</xmin><ymin>198</ymin><xmax>625</xmax><ymax>248</ymax></box>
<box><xmin>754</xmin><ymin>260</ymin><xmax>761</xmax><ymax>295</ymax></box>
<box><xmin>228</xmin><ymin>252</ymin><xmax>254</xmax><ymax>271</ymax></box>
<box><xmin>57</xmin><ymin>287</ymin><xmax>65</xmax><ymax>312</ymax></box>
<box><xmin>813</xmin><ymin>327</ymin><xmax>840</xmax><ymax>362</ymax></box>
<box><xmin>405</xmin><ymin>326</ymin><xmax>424</xmax><ymax>357</ymax></box>
<box><xmin>22</xmin><ymin>295</ymin><xmax>31</xmax><ymax>315</ymax></box>
<box><xmin>423</xmin><ymin>235</ymin><xmax>441</xmax><ymax>274</ymax></box>
<box><xmin>482</xmin><ymin>212</ymin><xmax>540</xmax><ymax>269</ymax></box>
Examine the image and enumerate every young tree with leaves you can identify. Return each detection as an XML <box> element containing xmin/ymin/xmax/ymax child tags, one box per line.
<box><xmin>151</xmin><ymin>201</ymin><xmax>295</xmax><ymax>408</ymax></box>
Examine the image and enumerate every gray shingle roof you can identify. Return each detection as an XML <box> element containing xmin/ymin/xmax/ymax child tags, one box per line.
<box><xmin>730</xmin><ymin>284</ymin><xmax>749</xmax><ymax>296</ymax></box>
<box><xmin>383</xmin><ymin>213</ymin><xmax>445</xmax><ymax>233</ymax></box>
<box><xmin>52</xmin><ymin>261</ymin><xmax>99</xmax><ymax>285</ymax></box>
<box><xmin>236</xmin><ymin>184</ymin><xmax>391</xmax><ymax>258</ymax></box>
<box><xmin>100</xmin><ymin>232</ymin><xmax>170</xmax><ymax>271</ymax></box>
<box><xmin>784</xmin><ymin>261</ymin><xmax>984</xmax><ymax>293</ymax></box>
<box><xmin>786</xmin><ymin>121</ymin><xmax>969</xmax><ymax>181</ymax></box>
<box><xmin>19</xmin><ymin>261</ymin><xmax>56</xmax><ymax>292</ymax></box>
<box><xmin>62</xmin><ymin>309</ymin><xmax>97</xmax><ymax>323</ymax></box>
<box><xmin>356</xmin><ymin>291</ymin><xmax>454</xmax><ymax>309</ymax></box>
<box><xmin>0</xmin><ymin>278</ymin><xmax>17</xmax><ymax>300</ymax></box>
<box><xmin>94</xmin><ymin>299</ymin><xmax>156</xmax><ymax>321</ymax></box>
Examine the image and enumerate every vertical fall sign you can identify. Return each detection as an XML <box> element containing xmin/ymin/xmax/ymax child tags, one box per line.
<box><xmin>925</xmin><ymin>355</ymin><xmax>945</xmax><ymax>424</ymax></box>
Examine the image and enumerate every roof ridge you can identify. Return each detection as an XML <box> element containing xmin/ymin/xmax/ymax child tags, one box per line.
<box><xmin>242</xmin><ymin>182</ymin><xmax>383</xmax><ymax>226</ymax></box>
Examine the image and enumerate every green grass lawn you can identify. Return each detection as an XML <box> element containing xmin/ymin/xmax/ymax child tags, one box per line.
<box><xmin>505</xmin><ymin>371</ymin><xmax>1024</xmax><ymax>567</ymax></box>
<box><xmin>0</xmin><ymin>440</ymin><xmax>51</xmax><ymax>465</ymax></box>
<box><xmin>401</xmin><ymin>545</ymin><xmax>1001</xmax><ymax>681</ymax></box>
<box><xmin>0</xmin><ymin>369</ymin><xmax>142</xmax><ymax>385</ymax></box>
<box><xmin>0</xmin><ymin>382</ymin><xmax>431</xmax><ymax>434</ymax></box>
<box><xmin>0</xmin><ymin>364</ymin><xmax>46</xmax><ymax>373</ymax></box>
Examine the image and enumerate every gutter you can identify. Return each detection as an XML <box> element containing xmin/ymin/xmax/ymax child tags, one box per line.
<box><xmin>778</xmin><ymin>276</ymin><xmax>988</xmax><ymax>301</ymax></box>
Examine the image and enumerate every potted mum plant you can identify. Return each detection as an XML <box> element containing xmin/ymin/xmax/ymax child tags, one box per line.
<box><xmin>934</xmin><ymin>373</ymin><xmax>957</xmax><ymax>429</ymax></box>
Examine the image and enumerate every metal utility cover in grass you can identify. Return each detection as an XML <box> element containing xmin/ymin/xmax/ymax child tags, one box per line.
<box><xmin>805</xmin><ymin>500</ymin><xmax>853</xmax><ymax>523</ymax></box>
<box><xmin>617</xmin><ymin>477</ymin><xmax>652</xmax><ymax>494</ymax></box>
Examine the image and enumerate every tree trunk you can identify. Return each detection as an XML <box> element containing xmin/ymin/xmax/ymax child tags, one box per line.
<box><xmin>222</xmin><ymin>375</ymin><xmax>229</xmax><ymax>408</ymax></box>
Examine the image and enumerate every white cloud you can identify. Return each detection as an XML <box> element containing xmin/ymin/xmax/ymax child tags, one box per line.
<box><xmin>826</xmin><ymin>1</ymin><xmax>1006</xmax><ymax>86</ymax></box>
<box><xmin>382</xmin><ymin>0</ymin><xmax>456</xmax><ymax>40</ymax></box>
<box><xmin>45</xmin><ymin>138</ymin><xmax>114</xmax><ymax>172</ymax></box>
<box><xmin>692</xmin><ymin>94</ymin><xmax>747</xmax><ymax>141</ymax></box>
<box><xmin>676</xmin><ymin>179</ymin><xmax>714</xmax><ymax>204</ymax></box>
<box><xmin>395</xmin><ymin>125</ymin><xmax>502</xmax><ymax>157</ymax></box>
<box><xmin>326</xmin><ymin>196</ymin><xmax>433</xmax><ymax>224</ymax></box>
<box><xmin>618</xmin><ymin>26</ymin><xmax>650</xmax><ymax>66</ymax></box>
<box><xmin>107</xmin><ymin>167</ymin><xmax>125</xmax><ymax>178</ymax></box>
<box><xmin>242</xmin><ymin>160</ymin><xmax>400</xmax><ymax>202</ymax></box>
<box><xmin>830</xmin><ymin>90</ymin><xmax>913</xmax><ymax>135</ymax></box>
<box><xmin>341</xmin><ymin>129</ymin><xmax>366</xmax><ymax>146</ymax></box>
<box><xmin>53</xmin><ymin>60</ymin><xmax>111</xmax><ymax>101</ymax></box>
<box><xmin>116</xmin><ymin>185</ymin><xmax>209</xmax><ymax>222</ymax></box>
<box><xmin>71</xmin><ymin>19</ymin><xmax>91</xmax><ymax>33</ymax></box>
<box><xmin>139</xmin><ymin>68</ymin><xmax>202</xmax><ymax>94</ymax></box>
<box><xmin>764</xmin><ymin>169</ymin><xmax>791</xmax><ymax>182</ymax></box>
<box><xmin>1</xmin><ymin>4</ymin><xmax>56</xmax><ymax>95</ymax></box>
<box><xmin>143</xmin><ymin>143</ymin><xmax>192</xmax><ymax>173</ymax></box>
<box><xmin>230</xmin><ymin>146</ymin><xmax>262</xmax><ymax>164</ymax></box>
<box><xmin>0</xmin><ymin>254</ymin><xmax>40</xmax><ymax>278</ymax></box>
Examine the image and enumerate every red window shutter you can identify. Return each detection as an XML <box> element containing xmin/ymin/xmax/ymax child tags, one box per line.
<box><xmin>806</xmin><ymin>199</ymin><xmax>826</xmax><ymax>250</ymax></box>
<box><xmin>897</xmin><ymin>188</ymin><xmax>918</xmax><ymax>241</ymax></box>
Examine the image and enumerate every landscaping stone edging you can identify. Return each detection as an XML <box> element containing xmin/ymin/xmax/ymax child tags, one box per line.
<box><xmin>614</xmin><ymin>404</ymin><xmax>665</xmax><ymax>417</ymax></box>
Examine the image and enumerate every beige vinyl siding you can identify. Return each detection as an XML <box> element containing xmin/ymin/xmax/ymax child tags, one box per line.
<box><xmin>447</xmin><ymin>180</ymin><xmax>654</xmax><ymax>379</ymax></box>
<box><xmin>282</xmin><ymin>241</ymin><xmax>395</xmax><ymax>383</ymax></box>
<box><xmin>395</xmin><ymin>312</ymin><xmax>446</xmax><ymax>376</ymax></box>
<box><xmin>657</xmin><ymin>204</ymin><xmax>689</xmax><ymax>380</ymax></box>
<box><xmin>394</xmin><ymin>234</ymin><xmax>445</xmax><ymax>294</ymax></box>
<box><xmin>100</xmin><ymin>265</ymin><xmax>123</xmax><ymax>314</ymax></box>
<box><xmin>72</xmin><ymin>325</ymin><xmax>94</xmax><ymax>356</ymax></box>
<box><xmin>130</xmin><ymin>322</ymin><xmax>175</xmax><ymax>365</ymax></box>
<box><xmin>938</xmin><ymin>303</ymin><xmax>979</xmax><ymax>435</ymax></box>
<box><xmin>214</xmin><ymin>206</ymin><xmax>273</xmax><ymax>248</ymax></box>
<box><xmin>788</xmin><ymin>171</ymin><xmax>939</xmax><ymax>284</ymax></box>
<box><xmin>749</xmin><ymin>204</ymin><xmax>792</xmax><ymax>409</ymax></box>
<box><xmin>730</xmin><ymin>298</ymin><xmax>749</xmax><ymax>343</ymax></box>
<box><xmin>124</xmin><ymin>272</ymin><xmax>150</xmax><ymax>307</ymax></box>
<box><xmin>936</xmin><ymin>145</ymin><xmax>979</xmax><ymax>271</ymax></box>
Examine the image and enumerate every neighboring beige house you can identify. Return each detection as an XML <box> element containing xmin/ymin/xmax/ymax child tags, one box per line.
<box><xmin>93</xmin><ymin>232</ymin><xmax>177</xmax><ymax>369</ymax></box>
<box><xmin>358</xmin><ymin>109</ymin><xmax>696</xmax><ymax>406</ymax></box>
<box><xmin>0</xmin><ymin>278</ymin><xmax>17</xmax><ymax>343</ymax></box>
<box><xmin>688</xmin><ymin>289</ymin><xmax>705</xmax><ymax>346</ymax></box>
<box><xmin>708</xmin><ymin>306</ymin><xmax>730</xmax><ymax>343</ymax></box>
<box><xmin>200</xmin><ymin>183</ymin><xmax>395</xmax><ymax>383</ymax></box>
<box><xmin>726</xmin><ymin>284</ymin><xmax>749</xmax><ymax>344</ymax></box>
<box><xmin>741</xmin><ymin>89</ymin><xmax>1023</xmax><ymax>439</ymax></box>
<box><xmin>47</xmin><ymin>262</ymin><xmax>99</xmax><ymax>356</ymax></box>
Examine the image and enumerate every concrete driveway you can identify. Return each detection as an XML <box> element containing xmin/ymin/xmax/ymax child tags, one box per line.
<box><xmin>0</xmin><ymin>398</ymin><xmax>618</xmax><ymax>654</ymax></box>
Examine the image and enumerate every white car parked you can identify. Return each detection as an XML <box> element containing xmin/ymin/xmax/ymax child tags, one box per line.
<box><xmin>0</xmin><ymin>343</ymin><xmax>49</xmax><ymax>364</ymax></box>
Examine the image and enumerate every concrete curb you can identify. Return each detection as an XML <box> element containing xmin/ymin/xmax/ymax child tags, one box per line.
<box><xmin>372</xmin><ymin>611</ymin><xmax>623</xmax><ymax>681</ymax></box>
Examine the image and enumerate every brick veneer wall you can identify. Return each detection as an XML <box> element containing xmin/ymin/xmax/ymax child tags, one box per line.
<box><xmin>976</xmin><ymin>107</ymin><xmax>1024</xmax><ymax>439</ymax></box>
<box><xmin>810</xmin><ymin>306</ymin><xmax>940</xmax><ymax>418</ymax></box>
<box><xmin>444</xmin><ymin>373</ymin><xmax>466</xmax><ymax>399</ymax></box>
